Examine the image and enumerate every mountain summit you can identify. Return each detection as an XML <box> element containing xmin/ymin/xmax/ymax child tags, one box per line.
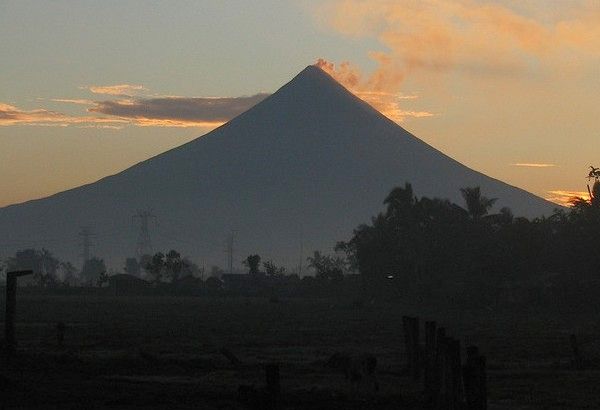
<box><xmin>0</xmin><ymin>65</ymin><xmax>557</xmax><ymax>267</ymax></box>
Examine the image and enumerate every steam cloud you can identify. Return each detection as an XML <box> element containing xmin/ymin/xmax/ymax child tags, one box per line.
<box><xmin>316</xmin><ymin>0</ymin><xmax>600</xmax><ymax>122</ymax></box>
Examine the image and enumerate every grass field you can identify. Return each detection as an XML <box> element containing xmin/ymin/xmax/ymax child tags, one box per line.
<box><xmin>1</xmin><ymin>294</ymin><xmax>599</xmax><ymax>409</ymax></box>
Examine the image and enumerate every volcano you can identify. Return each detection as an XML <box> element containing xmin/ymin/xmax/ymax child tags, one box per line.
<box><xmin>0</xmin><ymin>65</ymin><xmax>558</xmax><ymax>269</ymax></box>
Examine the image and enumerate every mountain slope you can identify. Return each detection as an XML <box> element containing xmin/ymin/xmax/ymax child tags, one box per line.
<box><xmin>0</xmin><ymin>66</ymin><xmax>558</xmax><ymax>268</ymax></box>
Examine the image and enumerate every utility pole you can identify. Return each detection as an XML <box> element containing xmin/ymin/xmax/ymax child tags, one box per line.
<box><xmin>79</xmin><ymin>226</ymin><xmax>95</xmax><ymax>267</ymax></box>
<box><xmin>133</xmin><ymin>210</ymin><xmax>156</xmax><ymax>259</ymax></box>
<box><xmin>5</xmin><ymin>270</ymin><xmax>33</xmax><ymax>354</ymax></box>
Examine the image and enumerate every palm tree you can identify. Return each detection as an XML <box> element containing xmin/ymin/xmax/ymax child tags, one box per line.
<box><xmin>384</xmin><ymin>183</ymin><xmax>416</xmax><ymax>217</ymax></box>
<box><xmin>460</xmin><ymin>187</ymin><xmax>497</xmax><ymax>220</ymax></box>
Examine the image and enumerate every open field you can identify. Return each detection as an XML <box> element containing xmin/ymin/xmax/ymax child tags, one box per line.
<box><xmin>1</xmin><ymin>294</ymin><xmax>600</xmax><ymax>409</ymax></box>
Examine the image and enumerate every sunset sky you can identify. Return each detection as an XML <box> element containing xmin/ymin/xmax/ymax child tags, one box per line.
<box><xmin>1</xmin><ymin>0</ymin><xmax>598</xmax><ymax>208</ymax></box>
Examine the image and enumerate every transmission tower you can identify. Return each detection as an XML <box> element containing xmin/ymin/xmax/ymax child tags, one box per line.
<box><xmin>298</xmin><ymin>234</ymin><xmax>304</xmax><ymax>276</ymax></box>
<box><xmin>133</xmin><ymin>210</ymin><xmax>156</xmax><ymax>258</ymax></box>
<box><xmin>79</xmin><ymin>226</ymin><xmax>95</xmax><ymax>266</ymax></box>
<box><xmin>225</xmin><ymin>230</ymin><xmax>235</xmax><ymax>274</ymax></box>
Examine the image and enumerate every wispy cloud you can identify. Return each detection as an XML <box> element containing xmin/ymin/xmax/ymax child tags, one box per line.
<box><xmin>49</xmin><ymin>98</ymin><xmax>94</xmax><ymax>105</ymax></box>
<box><xmin>1</xmin><ymin>88</ymin><xmax>270</xmax><ymax>129</ymax></box>
<box><xmin>0</xmin><ymin>103</ymin><xmax>126</xmax><ymax>127</ymax></box>
<box><xmin>512</xmin><ymin>163</ymin><xmax>556</xmax><ymax>168</ymax></box>
<box><xmin>546</xmin><ymin>190</ymin><xmax>589</xmax><ymax>206</ymax></box>
<box><xmin>315</xmin><ymin>59</ymin><xmax>433</xmax><ymax>122</ymax></box>
<box><xmin>85</xmin><ymin>84</ymin><xmax>148</xmax><ymax>96</ymax></box>
<box><xmin>88</xmin><ymin>94</ymin><xmax>270</xmax><ymax>127</ymax></box>
<box><xmin>316</xmin><ymin>0</ymin><xmax>600</xmax><ymax>122</ymax></box>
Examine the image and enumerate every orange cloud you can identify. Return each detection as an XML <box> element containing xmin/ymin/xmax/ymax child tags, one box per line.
<box><xmin>315</xmin><ymin>58</ymin><xmax>431</xmax><ymax>122</ymax></box>
<box><xmin>0</xmin><ymin>103</ymin><xmax>126</xmax><ymax>127</ymax></box>
<box><xmin>1</xmin><ymin>90</ymin><xmax>269</xmax><ymax>129</ymax></box>
<box><xmin>88</xmin><ymin>94</ymin><xmax>269</xmax><ymax>127</ymax></box>
<box><xmin>85</xmin><ymin>84</ymin><xmax>147</xmax><ymax>96</ymax></box>
<box><xmin>512</xmin><ymin>163</ymin><xmax>556</xmax><ymax>168</ymax></box>
<box><xmin>0</xmin><ymin>102</ymin><xmax>226</xmax><ymax>129</ymax></box>
<box><xmin>546</xmin><ymin>190</ymin><xmax>589</xmax><ymax>207</ymax></box>
<box><xmin>50</xmin><ymin>98</ymin><xmax>94</xmax><ymax>105</ymax></box>
<box><xmin>317</xmin><ymin>0</ymin><xmax>600</xmax><ymax>121</ymax></box>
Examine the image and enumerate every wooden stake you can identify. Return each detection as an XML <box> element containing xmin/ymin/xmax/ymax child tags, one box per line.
<box><xmin>265</xmin><ymin>363</ymin><xmax>280</xmax><ymax>396</ymax></box>
<box><xmin>411</xmin><ymin>317</ymin><xmax>420</xmax><ymax>380</ymax></box>
<box><xmin>4</xmin><ymin>270</ymin><xmax>33</xmax><ymax>354</ymax></box>
<box><xmin>570</xmin><ymin>334</ymin><xmax>583</xmax><ymax>369</ymax></box>
<box><xmin>424</xmin><ymin>321</ymin><xmax>437</xmax><ymax>403</ymax></box>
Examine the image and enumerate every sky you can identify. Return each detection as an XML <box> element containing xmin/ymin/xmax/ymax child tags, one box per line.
<box><xmin>1</xmin><ymin>0</ymin><xmax>599</xmax><ymax>208</ymax></box>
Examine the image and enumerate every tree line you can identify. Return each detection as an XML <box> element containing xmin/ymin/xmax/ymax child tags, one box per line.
<box><xmin>3</xmin><ymin>177</ymin><xmax>598</xmax><ymax>307</ymax></box>
<box><xmin>335</xmin><ymin>180</ymin><xmax>600</xmax><ymax>306</ymax></box>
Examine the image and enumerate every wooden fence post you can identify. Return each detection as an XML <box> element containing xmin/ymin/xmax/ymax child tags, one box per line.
<box><xmin>402</xmin><ymin>316</ymin><xmax>414</xmax><ymax>377</ymax></box>
<box><xmin>265</xmin><ymin>363</ymin><xmax>280</xmax><ymax>396</ymax></box>
<box><xmin>434</xmin><ymin>327</ymin><xmax>446</xmax><ymax>408</ymax></box>
<box><xmin>570</xmin><ymin>334</ymin><xmax>583</xmax><ymax>369</ymax></box>
<box><xmin>424</xmin><ymin>321</ymin><xmax>437</xmax><ymax>404</ymax></box>
<box><xmin>403</xmin><ymin>316</ymin><xmax>421</xmax><ymax>380</ymax></box>
<box><xmin>445</xmin><ymin>337</ymin><xmax>456</xmax><ymax>410</ymax></box>
<box><xmin>450</xmin><ymin>338</ymin><xmax>463</xmax><ymax>409</ymax></box>
<box><xmin>463</xmin><ymin>345</ymin><xmax>487</xmax><ymax>410</ymax></box>
<box><xmin>56</xmin><ymin>322</ymin><xmax>66</xmax><ymax>347</ymax></box>
<box><xmin>411</xmin><ymin>317</ymin><xmax>420</xmax><ymax>380</ymax></box>
<box><xmin>4</xmin><ymin>270</ymin><xmax>33</xmax><ymax>354</ymax></box>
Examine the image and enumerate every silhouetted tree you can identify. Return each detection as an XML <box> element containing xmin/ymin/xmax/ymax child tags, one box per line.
<box><xmin>181</xmin><ymin>258</ymin><xmax>202</xmax><ymax>279</ymax></box>
<box><xmin>145</xmin><ymin>252</ymin><xmax>165</xmax><ymax>283</ymax></box>
<box><xmin>307</xmin><ymin>251</ymin><xmax>345</xmax><ymax>282</ymax></box>
<box><xmin>263</xmin><ymin>260</ymin><xmax>286</xmax><ymax>277</ymax></box>
<box><xmin>460</xmin><ymin>187</ymin><xmax>497</xmax><ymax>220</ymax></box>
<box><xmin>6</xmin><ymin>248</ymin><xmax>60</xmax><ymax>287</ymax></box>
<box><xmin>337</xmin><ymin>178</ymin><xmax>600</xmax><ymax>307</ymax></box>
<box><xmin>243</xmin><ymin>254</ymin><xmax>261</xmax><ymax>275</ymax></box>
<box><xmin>165</xmin><ymin>250</ymin><xmax>184</xmax><ymax>282</ymax></box>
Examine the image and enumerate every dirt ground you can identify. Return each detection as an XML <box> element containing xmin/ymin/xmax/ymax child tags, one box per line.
<box><xmin>1</xmin><ymin>294</ymin><xmax>599</xmax><ymax>409</ymax></box>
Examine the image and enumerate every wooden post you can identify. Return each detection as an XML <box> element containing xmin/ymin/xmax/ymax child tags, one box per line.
<box><xmin>424</xmin><ymin>321</ymin><xmax>437</xmax><ymax>404</ymax></box>
<box><xmin>56</xmin><ymin>322</ymin><xmax>66</xmax><ymax>347</ymax></box>
<box><xmin>445</xmin><ymin>337</ymin><xmax>456</xmax><ymax>410</ymax></box>
<box><xmin>411</xmin><ymin>317</ymin><xmax>420</xmax><ymax>380</ymax></box>
<box><xmin>403</xmin><ymin>315</ymin><xmax>418</xmax><ymax>378</ymax></box>
<box><xmin>265</xmin><ymin>363</ymin><xmax>280</xmax><ymax>396</ymax></box>
<box><xmin>449</xmin><ymin>338</ymin><xmax>463</xmax><ymax>409</ymax></box>
<box><xmin>479</xmin><ymin>355</ymin><xmax>487</xmax><ymax>410</ymax></box>
<box><xmin>570</xmin><ymin>334</ymin><xmax>583</xmax><ymax>369</ymax></box>
<box><xmin>463</xmin><ymin>345</ymin><xmax>487</xmax><ymax>410</ymax></box>
<box><xmin>463</xmin><ymin>346</ymin><xmax>478</xmax><ymax>410</ymax></box>
<box><xmin>4</xmin><ymin>270</ymin><xmax>33</xmax><ymax>354</ymax></box>
<box><xmin>437</xmin><ymin>335</ymin><xmax>450</xmax><ymax>409</ymax></box>
<box><xmin>434</xmin><ymin>327</ymin><xmax>446</xmax><ymax>408</ymax></box>
<box><xmin>402</xmin><ymin>316</ymin><xmax>411</xmax><ymax>373</ymax></box>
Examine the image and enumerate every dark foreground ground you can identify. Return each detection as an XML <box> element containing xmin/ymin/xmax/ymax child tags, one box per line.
<box><xmin>1</xmin><ymin>294</ymin><xmax>600</xmax><ymax>409</ymax></box>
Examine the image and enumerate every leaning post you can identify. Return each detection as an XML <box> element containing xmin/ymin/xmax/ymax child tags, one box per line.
<box><xmin>5</xmin><ymin>270</ymin><xmax>33</xmax><ymax>354</ymax></box>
